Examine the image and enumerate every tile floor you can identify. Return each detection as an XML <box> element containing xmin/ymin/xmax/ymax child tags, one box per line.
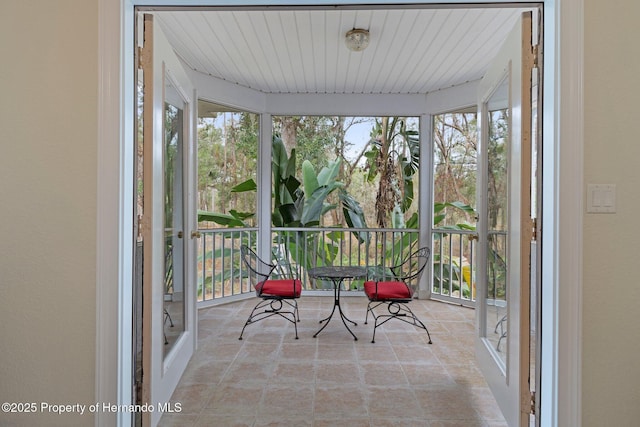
<box><xmin>159</xmin><ymin>296</ymin><xmax>507</xmax><ymax>427</ymax></box>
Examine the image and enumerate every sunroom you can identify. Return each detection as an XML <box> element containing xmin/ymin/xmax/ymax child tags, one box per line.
<box><xmin>136</xmin><ymin>4</ymin><xmax>541</xmax><ymax>427</ymax></box>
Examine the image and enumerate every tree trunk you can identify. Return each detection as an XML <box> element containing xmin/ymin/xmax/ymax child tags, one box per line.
<box><xmin>281</xmin><ymin>117</ymin><xmax>299</xmax><ymax>155</ymax></box>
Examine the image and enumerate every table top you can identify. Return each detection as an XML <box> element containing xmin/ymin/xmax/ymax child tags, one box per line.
<box><xmin>308</xmin><ymin>266</ymin><xmax>367</xmax><ymax>280</ymax></box>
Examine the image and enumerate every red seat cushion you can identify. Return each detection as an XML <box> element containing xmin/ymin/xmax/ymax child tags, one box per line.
<box><xmin>256</xmin><ymin>279</ymin><xmax>302</xmax><ymax>298</ymax></box>
<box><xmin>364</xmin><ymin>281</ymin><xmax>412</xmax><ymax>300</ymax></box>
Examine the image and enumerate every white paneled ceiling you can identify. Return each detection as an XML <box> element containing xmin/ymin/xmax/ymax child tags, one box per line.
<box><xmin>153</xmin><ymin>6</ymin><xmax>534</xmax><ymax>96</ymax></box>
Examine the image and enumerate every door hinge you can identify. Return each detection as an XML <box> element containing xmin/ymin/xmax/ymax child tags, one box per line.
<box><xmin>532</xmin><ymin>218</ymin><xmax>537</xmax><ymax>241</ymax></box>
<box><xmin>137</xmin><ymin>46</ymin><xmax>143</xmax><ymax>70</ymax></box>
<box><xmin>532</xmin><ymin>44</ymin><xmax>540</xmax><ymax>69</ymax></box>
<box><xmin>137</xmin><ymin>214</ymin><xmax>143</xmax><ymax>239</ymax></box>
<box><xmin>530</xmin><ymin>390</ymin><xmax>536</xmax><ymax>415</ymax></box>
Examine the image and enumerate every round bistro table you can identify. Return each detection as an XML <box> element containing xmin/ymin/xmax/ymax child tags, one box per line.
<box><xmin>308</xmin><ymin>266</ymin><xmax>367</xmax><ymax>340</ymax></box>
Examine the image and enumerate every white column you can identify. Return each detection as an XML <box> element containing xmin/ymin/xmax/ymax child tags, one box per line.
<box><xmin>418</xmin><ymin>114</ymin><xmax>434</xmax><ymax>299</ymax></box>
<box><xmin>258</xmin><ymin>113</ymin><xmax>273</xmax><ymax>260</ymax></box>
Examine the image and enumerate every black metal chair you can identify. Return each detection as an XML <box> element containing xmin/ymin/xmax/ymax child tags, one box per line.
<box><xmin>163</xmin><ymin>308</ymin><xmax>174</xmax><ymax>345</ymax></box>
<box><xmin>364</xmin><ymin>246</ymin><xmax>432</xmax><ymax>344</ymax></box>
<box><xmin>239</xmin><ymin>245</ymin><xmax>302</xmax><ymax>340</ymax></box>
<box><xmin>163</xmin><ymin>243</ymin><xmax>174</xmax><ymax>345</ymax></box>
<box><xmin>495</xmin><ymin>314</ymin><xmax>507</xmax><ymax>351</ymax></box>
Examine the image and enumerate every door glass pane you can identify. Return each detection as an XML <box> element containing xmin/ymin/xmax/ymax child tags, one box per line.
<box><xmin>484</xmin><ymin>75</ymin><xmax>509</xmax><ymax>369</ymax></box>
<box><xmin>163</xmin><ymin>78</ymin><xmax>185</xmax><ymax>357</ymax></box>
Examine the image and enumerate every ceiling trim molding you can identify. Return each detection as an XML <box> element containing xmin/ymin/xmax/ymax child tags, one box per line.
<box><xmin>424</xmin><ymin>80</ymin><xmax>479</xmax><ymax>114</ymax></box>
<box><xmin>265</xmin><ymin>93</ymin><xmax>428</xmax><ymax>116</ymax></box>
<box><xmin>190</xmin><ymin>69</ymin><xmax>479</xmax><ymax>116</ymax></box>
<box><xmin>188</xmin><ymin>69</ymin><xmax>266</xmax><ymax>113</ymax></box>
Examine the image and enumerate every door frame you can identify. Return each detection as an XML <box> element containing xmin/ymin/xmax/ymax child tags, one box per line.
<box><xmin>139</xmin><ymin>13</ymin><xmax>198</xmax><ymax>426</ymax></box>
<box><xmin>96</xmin><ymin>1</ymin><xmax>583</xmax><ymax>426</ymax></box>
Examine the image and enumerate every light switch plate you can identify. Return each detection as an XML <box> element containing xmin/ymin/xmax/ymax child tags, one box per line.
<box><xmin>587</xmin><ymin>184</ymin><xmax>616</xmax><ymax>213</ymax></box>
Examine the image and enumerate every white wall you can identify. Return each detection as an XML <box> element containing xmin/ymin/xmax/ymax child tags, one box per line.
<box><xmin>0</xmin><ymin>1</ymin><xmax>98</xmax><ymax>426</ymax></box>
<box><xmin>583</xmin><ymin>0</ymin><xmax>640</xmax><ymax>425</ymax></box>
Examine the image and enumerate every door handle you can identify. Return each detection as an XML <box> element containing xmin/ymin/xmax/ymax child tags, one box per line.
<box><xmin>191</xmin><ymin>231</ymin><xmax>201</xmax><ymax>239</ymax></box>
<box><xmin>177</xmin><ymin>231</ymin><xmax>183</xmax><ymax>239</ymax></box>
<box><xmin>469</xmin><ymin>234</ymin><xmax>479</xmax><ymax>242</ymax></box>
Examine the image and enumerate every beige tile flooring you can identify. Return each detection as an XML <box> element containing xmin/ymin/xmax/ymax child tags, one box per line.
<box><xmin>159</xmin><ymin>296</ymin><xmax>507</xmax><ymax>427</ymax></box>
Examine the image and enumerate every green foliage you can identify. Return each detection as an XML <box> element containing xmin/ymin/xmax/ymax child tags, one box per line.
<box><xmin>270</xmin><ymin>137</ymin><xmax>367</xmax><ymax>232</ymax></box>
<box><xmin>199</xmin><ymin>134</ymin><xmax>367</xmax><ymax>230</ymax></box>
<box><xmin>363</xmin><ymin>117</ymin><xmax>420</xmax><ymax>227</ymax></box>
<box><xmin>273</xmin><ymin>116</ymin><xmax>335</xmax><ymax>171</ymax></box>
<box><xmin>433</xmin><ymin>201</ymin><xmax>476</xmax><ymax>229</ymax></box>
<box><xmin>231</xmin><ymin>179</ymin><xmax>257</xmax><ymax>193</ymax></box>
<box><xmin>432</xmin><ymin>257</ymin><xmax>473</xmax><ymax>299</ymax></box>
<box><xmin>299</xmin><ymin>159</ymin><xmax>342</xmax><ymax>226</ymax></box>
<box><xmin>340</xmin><ymin>189</ymin><xmax>369</xmax><ymax>244</ymax></box>
<box><xmin>197</xmin><ymin>210</ymin><xmax>247</xmax><ymax>227</ymax></box>
<box><xmin>196</xmin><ymin>230</ymin><xmax>257</xmax><ymax>299</ymax></box>
<box><xmin>269</xmin><ymin>135</ymin><xmax>368</xmax><ymax>276</ymax></box>
<box><xmin>197</xmin><ymin>113</ymin><xmax>487</xmax><ymax>297</ymax></box>
<box><xmin>197</xmin><ymin>118</ymin><xmax>224</xmax><ymax>194</ymax></box>
<box><xmin>197</xmin><ymin>113</ymin><xmax>259</xmax><ymax>220</ymax></box>
<box><xmin>432</xmin><ymin>112</ymin><xmax>478</xmax><ymax>226</ymax></box>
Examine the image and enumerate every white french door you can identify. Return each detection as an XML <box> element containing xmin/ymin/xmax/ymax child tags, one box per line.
<box><xmin>140</xmin><ymin>13</ymin><xmax>198</xmax><ymax>427</ymax></box>
<box><xmin>475</xmin><ymin>11</ymin><xmax>536</xmax><ymax>427</ymax></box>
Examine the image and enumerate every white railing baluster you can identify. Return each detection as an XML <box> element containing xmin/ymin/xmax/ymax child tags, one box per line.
<box><xmin>196</xmin><ymin>226</ymin><xmax>476</xmax><ymax>307</ymax></box>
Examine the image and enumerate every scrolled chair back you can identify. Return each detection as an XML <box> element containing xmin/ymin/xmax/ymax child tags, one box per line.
<box><xmin>390</xmin><ymin>246</ymin><xmax>431</xmax><ymax>289</ymax></box>
<box><xmin>240</xmin><ymin>245</ymin><xmax>276</xmax><ymax>288</ymax></box>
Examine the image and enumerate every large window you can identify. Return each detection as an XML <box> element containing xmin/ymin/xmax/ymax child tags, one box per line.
<box><xmin>433</xmin><ymin>111</ymin><xmax>478</xmax><ymax>227</ymax></box>
<box><xmin>197</xmin><ymin>101</ymin><xmax>259</xmax><ymax>228</ymax></box>
<box><xmin>272</xmin><ymin>115</ymin><xmax>420</xmax><ymax>230</ymax></box>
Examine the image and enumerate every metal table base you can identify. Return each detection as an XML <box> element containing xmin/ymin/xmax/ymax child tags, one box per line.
<box><xmin>309</xmin><ymin>266</ymin><xmax>367</xmax><ymax>341</ymax></box>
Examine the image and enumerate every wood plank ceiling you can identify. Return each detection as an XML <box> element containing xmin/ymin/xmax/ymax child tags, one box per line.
<box><xmin>153</xmin><ymin>6</ymin><xmax>534</xmax><ymax>96</ymax></box>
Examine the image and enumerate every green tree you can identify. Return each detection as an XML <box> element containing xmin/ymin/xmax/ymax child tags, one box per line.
<box><xmin>273</xmin><ymin>116</ymin><xmax>334</xmax><ymax>173</ymax></box>
<box><xmin>197</xmin><ymin>117</ymin><xmax>223</xmax><ymax>212</ymax></box>
<box><xmin>433</xmin><ymin>112</ymin><xmax>478</xmax><ymax>227</ymax></box>
<box><xmin>199</xmin><ymin>136</ymin><xmax>366</xmax><ymax>228</ymax></box>
<box><xmin>364</xmin><ymin>117</ymin><xmax>420</xmax><ymax>228</ymax></box>
<box><xmin>197</xmin><ymin>112</ymin><xmax>259</xmax><ymax>225</ymax></box>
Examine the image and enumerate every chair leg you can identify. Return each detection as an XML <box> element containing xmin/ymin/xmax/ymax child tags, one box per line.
<box><xmin>364</xmin><ymin>301</ymin><xmax>383</xmax><ymax>325</ymax></box>
<box><xmin>366</xmin><ymin>301</ymin><xmax>432</xmax><ymax>344</ymax></box>
<box><xmin>164</xmin><ymin>309</ymin><xmax>174</xmax><ymax>327</ymax></box>
<box><xmin>401</xmin><ymin>303</ymin><xmax>432</xmax><ymax>344</ymax></box>
<box><xmin>364</xmin><ymin>301</ymin><xmax>383</xmax><ymax>343</ymax></box>
<box><xmin>288</xmin><ymin>299</ymin><xmax>300</xmax><ymax>339</ymax></box>
<box><xmin>495</xmin><ymin>314</ymin><xmax>507</xmax><ymax>351</ymax></box>
<box><xmin>364</xmin><ymin>302</ymin><xmax>371</xmax><ymax>325</ymax></box>
<box><xmin>293</xmin><ymin>299</ymin><xmax>300</xmax><ymax>322</ymax></box>
<box><xmin>163</xmin><ymin>308</ymin><xmax>173</xmax><ymax>345</ymax></box>
<box><xmin>239</xmin><ymin>298</ymin><xmax>299</xmax><ymax>340</ymax></box>
<box><xmin>238</xmin><ymin>299</ymin><xmax>267</xmax><ymax>340</ymax></box>
<box><xmin>371</xmin><ymin>316</ymin><xmax>380</xmax><ymax>343</ymax></box>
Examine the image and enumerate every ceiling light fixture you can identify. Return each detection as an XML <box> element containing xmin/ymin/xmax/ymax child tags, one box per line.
<box><xmin>345</xmin><ymin>28</ymin><xmax>370</xmax><ymax>52</ymax></box>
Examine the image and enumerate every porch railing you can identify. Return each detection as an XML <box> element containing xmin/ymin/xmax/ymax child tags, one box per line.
<box><xmin>271</xmin><ymin>227</ymin><xmax>423</xmax><ymax>290</ymax></box>
<box><xmin>431</xmin><ymin>228</ymin><xmax>477</xmax><ymax>307</ymax></box>
<box><xmin>196</xmin><ymin>227</ymin><xmax>258</xmax><ymax>304</ymax></box>
<box><xmin>196</xmin><ymin>226</ymin><xmax>477</xmax><ymax>307</ymax></box>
